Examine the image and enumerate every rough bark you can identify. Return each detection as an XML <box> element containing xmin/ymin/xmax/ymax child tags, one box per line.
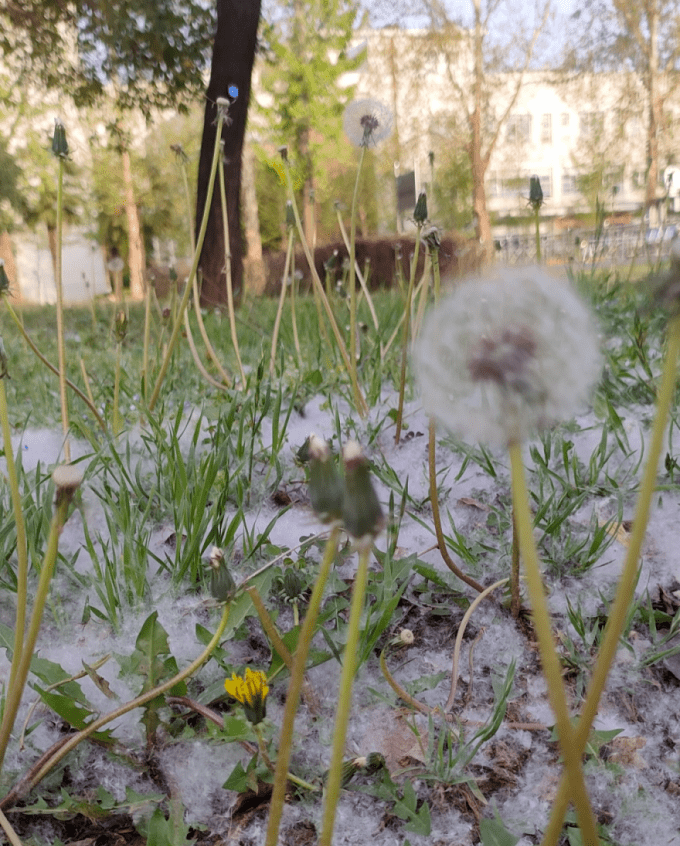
<box><xmin>241</xmin><ymin>135</ymin><xmax>266</xmax><ymax>295</ymax></box>
<box><xmin>195</xmin><ymin>0</ymin><xmax>262</xmax><ymax>308</ymax></box>
<box><xmin>122</xmin><ymin>148</ymin><xmax>145</xmax><ymax>300</ymax></box>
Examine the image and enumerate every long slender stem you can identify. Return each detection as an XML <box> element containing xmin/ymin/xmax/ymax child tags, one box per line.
<box><xmin>319</xmin><ymin>545</ymin><xmax>370</xmax><ymax>846</ymax></box>
<box><xmin>2</xmin><ymin>603</ymin><xmax>231</xmax><ymax>808</ymax></box>
<box><xmin>0</xmin><ymin>808</ymin><xmax>23</xmax><ymax>846</ymax></box>
<box><xmin>218</xmin><ymin>149</ymin><xmax>246</xmax><ymax>387</ymax></box>
<box><xmin>148</xmin><ymin>110</ymin><xmax>225</xmax><ymax>412</ymax></box>
<box><xmin>265</xmin><ymin>526</ymin><xmax>340</xmax><ymax>846</ymax></box>
<box><xmin>142</xmin><ymin>283</ymin><xmax>152</xmax><ymax>402</ymax></box>
<box><xmin>508</xmin><ymin>441</ymin><xmax>599</xmax><ymax>846</ymax></box>
<box><xmin>0</xmin><ymin>489</ymin><xmax>71</xmax><ymax>773</ymax></box>
<box><xmin>281</xmin><ymin>159</ymin><xmax>367</xmax><ymax>416</ymax></box>
<box><xmin>179</xmin><ymin>154</ymin><xmax>232</xmax><ymax>388</ymax></box>
<box><xmin>394</xmin><ymin>230</ymin><xmax>422</xmax><ymax>444</ymax></box>
<box><xmin>113</xmin><ymin>340</ymin><xmax>122</xmax><ymax>436</ymax></box>
<box><xmin>55</xmin><ymin>156</ymin><xmax>70</xmax><ymax>462</ymax></box>
<box><xmin>348</xmin><ymin>146</ymin><xmax>366</xmax><ymax>405</ymax></box>
<box><xmin>2</xmin><ymin>300</ymin><xmax>106</xmax><ymax>431</ymax></box>
<box><xmin>428</xmin><ymin>418</ymin><xmax>485</xmax><ymax>592</ymax></box>
<box><xmin>270</xmin><ymin>229</ymin><xmax>294</xmax><ymax>377</ymax></box>
<box><xmin>0</xmin><ymin>381</ymin><xmax>28</xmax><ymax>697</ymax></box>
<box><xmin>335</xmin><ymin>207</ymin><xmax>379</xmax><ymax>333</ymax></box>
<box><xmin>446</xmin><ymin>578</ymin><xmax>508</xmax><ymax>711</ymax></box>
<box><xmin>541</xmin><ymin>312</ymin><xmax>680</xmax><ymax>846</ymax></box>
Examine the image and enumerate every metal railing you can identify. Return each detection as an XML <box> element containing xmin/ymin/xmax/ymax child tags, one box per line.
<box><xmin>494</xmin><ymin>223</ymin><xmax>678</xmax><ymax>268</ymax></box>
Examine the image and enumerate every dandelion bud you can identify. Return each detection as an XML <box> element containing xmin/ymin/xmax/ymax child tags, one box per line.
<box><xmin>342</xmin><ymin>441</ymin><xmax>385</xmax><ymax>546</ymax></box>
<box><xmin>114</xmin><ymin>311</ymin><xmax>128</xmax><ymax>343</ymax></box>
<box><xmin>208</xmin><ymin>546</ymin><xmax>236</xmax><ymax>602</ymax></box>
<box><xmin>399</xmin><ymin>629</ymin><xmax>415</xmax><ymax>646</ymax></box>
<box><xmin>51</xmin><ymin>118</ymin><xmax>69</xmax><ymax>158</ymax></box>
<box><xmin>52</xmin><ymin>464</ymin><xmax>84</xmax><ymax>509</ymax></box>
<box><xmin>529</xmin><ymin>175</ymin><xmax>543</xmax><ymax>210</ymax></box>
<box><xmin>414</xmin><ymin>190</ymin><xmax>428</xmax><ymax>225</ymax></box>
<box><xmin>365</xmin><ymin>752</ymin><xmax>386</xmax><ymax>774</ymax></box>
<box><xmin>282</xmin><ymin>567</ymin><xmax>304</xmax><ymax>600</ymax></box>
<box><xmin>161</xmin><ymin>307</ymin><xmax>172</xmax><ymax>325</ymax></box>
<box><xmin>0</xmin><ymin>260</ymin><xmax>10</xmax><ymax>296</ymax></box>
<box><xmin>278</xmin><ymin>145</ymin><xmax>289</xmax><ymax>162</ymax></box>
<box><xmin>421</xmin><ymin>224</ymin><xmax>441</xmax><ymax>253</ymax></box>
<box><xmin>308</xmin><ymin>434</ymin><xmax>344</xmax><ymax>525</ymax></box>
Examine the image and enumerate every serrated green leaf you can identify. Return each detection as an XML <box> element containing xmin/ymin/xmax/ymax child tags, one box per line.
<box><xmin>479</xmin><ymin>817</ymin><xmax>520</xmax><ymax>846</ymax></box>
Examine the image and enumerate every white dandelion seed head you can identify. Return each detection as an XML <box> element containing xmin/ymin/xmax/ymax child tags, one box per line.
<box><xmin>343</xmin><ymin>98</ymin><xmax>393</xmax><ymax>148</ymax></box>
<box><xmin>415</xmin><ymin>266</ymin><xmax>602</xmax><ymax>448</ymax></box>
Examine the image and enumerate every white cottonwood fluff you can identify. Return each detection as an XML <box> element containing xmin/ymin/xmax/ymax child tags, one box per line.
<box><xmin>415</xmin><ymin>266</ymin><xmax>602</xmax><ymax>447</ymax></box>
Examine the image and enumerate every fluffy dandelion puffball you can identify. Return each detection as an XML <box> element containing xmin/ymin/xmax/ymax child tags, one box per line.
<box><xmin>343</xmin><ymin>98</ymin><xmax>393</xmax><ymax>148</ymax></box>
<box><xmin>415</xmin><ymin>266</ymin><xmax>601</xmax><ymax>447</ymax></box>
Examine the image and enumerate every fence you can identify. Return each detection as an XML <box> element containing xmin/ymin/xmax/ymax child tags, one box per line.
<box><xmin>494</xmin><ymin>223</ymin><xmax>678</xmax><ymax>268</ymax></box>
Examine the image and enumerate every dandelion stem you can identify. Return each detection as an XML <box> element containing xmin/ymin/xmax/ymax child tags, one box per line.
<box><xmin>428</xmin><ymin>418</ymin><xmax>486</xmax><ymax>593</ymax></box>
<box><xmin>394</xmin><ymin>229</ymin><xmax>422</xmax><ymax>444</ymax></box>
<box><xmin>270</xmin><ymin>228</ymin><xmax>294</xmax><ymax>377</ymax></box>
<box><xmin>265</xmin><ymin>526</ymin><xmax>340</xmax><ymax>846</ymax></box>
<box><xmin>348</xmin><ymin>145</ymin><xmax>366</xmax><ymax>404</ymax></box>
<box><xmin>508</xmin><ymin>440</ymin><xmax>599</xmax><ymax>846</ymax></box>
<box><xmin>541</xmin><ymin>312</ymin><xmax>680</xmax><ymax>846</ymax></box>
<box><xmin>2</xmin><ymin>300</ymin><xmax>106</xmax><ymax>431</ymax></box>
<box><xmin>218</xmin><ymin>148</ymin><xmax>246</xmax><ymax>387</ymax></box>
<box><xmin>281</xmin><ymin>158</ymin><xmax>367</xmax><ymax>416</ymax></box>
<box><xmin>335</xmin><ymin>206</ymin><xmax>380</xmax><ymax>333</ymax></box>
<box><xmin>0</xmin><ymin>380</ymin><xmax>28</xmax><ymax>704</ymax></box>
<box><xmin>148</xmin><ymin>107</ymin><xmax>225</xmax><ymax>412</ymax></box>
<box><xmin>319</xmin><ymin>544</ymin><xmax>370</xmax><ymax>846</ymax></box>
<box><xmin>0</xmin><ymin>808</ymin><xmax>23</xmax><ymax>846</ymax></box>
<box><xmin>0</xmin><ymin>481</ymin><xmax>72</xmax><ymax>774</ymax></box>
<box><xmin>55</xmin><ymin>154</ymin><xmax>70</xmax><ymax>462</ymax></box>
<box><xmin>1</xmin><ymin>603</ymin><xmax>231</xmax><ymax>809</ymax></box>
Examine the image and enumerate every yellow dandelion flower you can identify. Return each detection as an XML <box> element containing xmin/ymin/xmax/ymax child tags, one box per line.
<box><xmin>224</xmin><ymin>667</ymin><xmax>269</xmax><ymax>724</ymax></box>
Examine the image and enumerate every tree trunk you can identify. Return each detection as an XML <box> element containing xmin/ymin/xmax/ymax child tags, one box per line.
<box><xmin>242</xmin><ymin>135</ymin><xmax>266</xmax><ymax>295</ymax></box>
<box><xmin>122</xmin><ymin>148</ymin><xmax>145</xmax><ymax>300</ymax></box>
<box><xmin>471</xmin><ymin>0</ymin><xmax>493</xmax><ymax>263</ymax></box>
<box><xmin>645</xmin><ymin>6</ymin><xmax>661</xmax><ymax>212</ymax></box>
<box><xmin>195</xmin><ymin>0</ymin><xmax>261</xmax><ymax>308</ymax></box>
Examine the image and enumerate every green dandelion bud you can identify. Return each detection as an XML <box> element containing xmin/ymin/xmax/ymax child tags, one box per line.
<box><xmin>308</xmin><ymin>434</ymin><xmax>344</xmax><ymax>525</ymax></box>
<box><xmin>208</xmin><ymin>546</ymin><xmax>236</xmax><ymax>602</ymax></box>
<box><xmin>529</xmin><ymin>175</ymin><xmax>543</xmax><ymax>210</ymax></box>
<box><xmin>342</xmin><ymin>441</ymin><xmax>385</xmax><ymax>546</ymax></box>
<box><xmin>114</xmin><ymin>310</ymin><xmax>128</xmax><ymax>343</ymax></box>
<box><xmin>278</xmin><ymin>145</ymin><xmax>289</xmax><ymax>162</ymax></box>
<box><xmin>414</xmin><ymin>190</ymin><xmax>428</xmax><ymax>225</ymax></box>
<box><xmin>51</xmin><ymin>118</ymin><xmax>69</xmax><ymax>158</ymax></box>
<box><xmin>365</xmin><ymin>752</ymin><xmax>386</xmax><ymax>774</ymax></box>
<box><xmin>224</xmin><ymin>667</ymin><xmax>269</xmax><ymax>725</ymax></box>
<box><xmin>282</xmin><ymin>567</ymin><xmax>304</xmax><ymax>601</ymax></box>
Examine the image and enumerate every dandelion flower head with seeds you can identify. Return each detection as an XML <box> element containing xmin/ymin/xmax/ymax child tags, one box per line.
<box><xmin>415</xmin><ymin>266</ymin><xmax>602</xmax><ymax>448</ymax></box>
<box><xmin>343</xmin><ymin>98</ymin><xmax>393</xmax><ymax>148</ymax></box>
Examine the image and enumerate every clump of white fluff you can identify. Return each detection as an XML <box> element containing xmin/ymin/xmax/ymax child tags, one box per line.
<box><xmin>415</xmin><ymin>266</ymin><xmax>602</xmax><ymax>447</ymax></box>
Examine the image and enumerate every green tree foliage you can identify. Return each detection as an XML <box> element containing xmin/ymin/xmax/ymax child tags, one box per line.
<box><xmin>259</xmin><ymin>0</ymin><xmax>367</xmax><ymax>239</ymax></box>
<box><xmin>1</xmin><ymin>0</ymin><xmax>215</xmax><ymax>117</ymax></box>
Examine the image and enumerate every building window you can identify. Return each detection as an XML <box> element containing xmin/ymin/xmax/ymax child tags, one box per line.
<box><xmin>561</xmin><ymin>171</ymin><xmax>579</xmax><ymax>195</ymax></box>
<box><xmin>506</xmin><ymin>113</ymin><xmax>532</xmax><ymax>144</ymax></box>
<box><xmin>561</xmin><ymin>112</ymin><xmax>570</xmax><ymax>128</ymax></box>
<box><xmin>541</xmin><ymin>114</ymin><xmax>552</xmax><ymax>144</ymax></box>
<box><xmin>579</xmin><ymin>111</ymin><xmax>604</xmax><ymax>138</ymax></box>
